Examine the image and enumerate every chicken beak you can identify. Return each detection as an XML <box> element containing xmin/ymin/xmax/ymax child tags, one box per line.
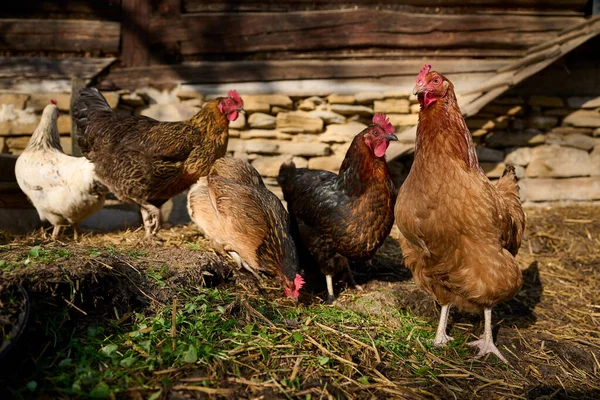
<box><xmin>413</xmin><ymin>84</ymin><xmax>425</xmax><ymax>96</ymax></box>
<box><xmin>385</xmin><ymin>134</ymin><xmax>398</xmax><ymax>142</ymax></box>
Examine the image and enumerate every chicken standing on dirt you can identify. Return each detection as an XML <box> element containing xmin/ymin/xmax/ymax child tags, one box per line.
<box><xmin>73</xmin><ymin>89</ymin><xmax>243</xmax><ymax>239</ymax></box>
<box><xmin>394</xmin><ymin>65</ymin><xmax>526</xmax><ymax>363</ymax></box>
<box><xmin>278</xmin><ymin>114</ymin><xmax>398</xmax><ymax>303</ymax></box>
<box><xmin>15</xmin><ymin>101</ymin><xmax>107</xmax><ymax>240</ymax></box>
<box><xmin>187</xmin><ymin>156</ymin><xmax>304</xmax><ymax>300</ymax></box>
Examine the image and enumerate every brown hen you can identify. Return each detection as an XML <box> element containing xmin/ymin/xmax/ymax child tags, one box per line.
<box><xmin>394</xmin><ymin>65</ymin><xmax>526</xmax><ymax>363</ymax></box>
<box><xmin>278</xmin><ymin>114</ymin><xmax>398</xmax><ymax>303</ymax></box>
<box><xmin>187</xmin><ymin>157</ymin><xmax>303</xmax><ymax>300</ymax></box>
<box><xmin>74</xmin><ymin>89</ymin><xmax>243</xmax><ymax>239</ymax></box>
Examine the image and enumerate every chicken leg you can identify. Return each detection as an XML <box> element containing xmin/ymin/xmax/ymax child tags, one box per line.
<box><xmin>73</xmin><ymin>223</ymin><xmax>81</xmax><ymax>241</ymax></box>
<box><xmin>325</xmin><ymin>274</ymin><xmax>336</xmax><ymax>304</ymax></box>
<box><xmin>467</xmin><ymin>308</ymin><xmax>508</xmax><ymax>364</ymax></box>
<box><xmin>433</xmin><ymin>304</ymin><xmax>454</xmax><ymax>347</ymax></box>
<box><xmin>51</xmin><ymin>225</ymin><xmax>62</xmax><ymax>241</ymax></box>
<box><xmin>140</xmin><ymin>203</ymin><xmax>162</xmax><ymax>239</ymax></box>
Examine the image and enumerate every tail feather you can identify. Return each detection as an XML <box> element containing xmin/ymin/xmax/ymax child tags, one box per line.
<box><xmin>72</xmin><ymin>88</ymin><xmax>112</xmax><ymax>155</ymax></box>
<box><xmin>497</xmin><ymin>164</ymin><xmax>526</xmax><ymax>256</ymax></box>
<box><xmin>276</xmin><ymin>161</ymin><xmax>297</xmax><ymax>199</ymax></box>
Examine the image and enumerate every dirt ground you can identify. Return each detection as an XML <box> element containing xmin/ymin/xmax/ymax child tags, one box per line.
<box><xmin>0</xmin><ymin>205</ymin><xmax>598</xmax><ymax>399</ymax></box>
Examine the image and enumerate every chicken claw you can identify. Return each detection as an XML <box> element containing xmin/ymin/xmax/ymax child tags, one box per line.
<box><xmin>467</xmin><ymin>308</ymin><xmax>509</xmax><ymax>364</ymax></box>
<box><xmin>140</xmin><ymin>203</ymin><xmax>162</xmax><ymax>240</ymax></box>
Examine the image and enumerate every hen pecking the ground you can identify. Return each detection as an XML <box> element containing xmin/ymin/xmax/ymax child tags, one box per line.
<box><xmin>394</xmin><ymin>65</ymin><xmax>526</xmax><ymax>363</ymax></box>
<box><xmin>15</xmin><ymin>101</ymin><xmax>107</xmax><ymax>240</ymax></box>
<box><xmin>187</xmin><ymin>156</ymin><xmax>303</xmax><ymax>301</ymax></box>
<box><xmin>73</xmin><ymin>89</ymin><xmax>243</xmax><ymax>240</ymax></box>
<box><xmin>278</xmin><ymin>114</ymin><xmax>398</xmax><ymax>303</ymax></box>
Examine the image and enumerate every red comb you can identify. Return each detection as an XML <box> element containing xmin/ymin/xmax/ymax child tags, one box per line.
<box><xmin>294</xmin><ymin>274</ymin><xmax>305</xmax><ymax>290</ymax></box>
<box><xmin>50</xmin><ymin>99</ymin><xmax>57</xmax><ymax>105</ymax></box>
<box><xmin>228</xmin><ymin>90</ymin><xmax>243</xmax><ymax>107</ymax></box>
<box><xmin>417</xmin><ymin>64</ymin><xmax>432</xmax><ymax>85</ymax></box>
<box><xmin>372</xmin><ymin>113</ymin><xmax>395</xmax><ymax>134</ymax></box>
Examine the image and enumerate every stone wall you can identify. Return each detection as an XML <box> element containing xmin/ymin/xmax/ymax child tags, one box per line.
<box><xmin>1</xmin><ymin>88</ymin><xmax>599</xmax><ymax>204</ymax></box>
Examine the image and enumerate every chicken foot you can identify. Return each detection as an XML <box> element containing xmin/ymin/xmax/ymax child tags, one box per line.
<box><xmin>73</xmin><ymin>223</ymin><xmax>81</xmax><ymax>241</ymax></box>
<box><xmin>140</xmin><ymin>203</ymin><xmax>162</xmax><ymax>239</ymax></box>
<box><xmin>467</xmin><ymin>308</ymin><xmax>509</xmax><ymax>364</ymax></box>
<box><xmin>51</xmin><ymin>225</ymin><xmax>62</xmax><ymax>241</ymax></box>
<box><xmin>433</xmin><ymin>304</ymin><xmax>454</xmax><ymax>347</ymax></box>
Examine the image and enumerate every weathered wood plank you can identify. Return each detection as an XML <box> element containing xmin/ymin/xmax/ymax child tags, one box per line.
<box><xmin>3</xmin><ymin>0</ymin><xmax>122</xmax><ymax>20</ymax></box>
<box><xmin>149</xmin><ymin>11</ymin><xmax>584</xmax><ymax>56</ymax></box>
<box><xmin>0</xmin><ymin>19</ymin><xmax>120</xmax><ymax>53</ymax></box>
<box><xmin>184</xmin><ymin>0</ymin><xmax>589</xmax><ymax>12</ymax></box>
<box><xmin>106</xmin><ymin>59</ymin><xmax>508</xmax><ymax>89</ymax></box>
<box><xmin>0</xmin><ymin>57</ymin><xmax>116</xmax><ymax>80</ymax></box>
<box><xmin>122</xmin><ymin>0</ymin><xmax>151</xmax><ymax>67</ymax></box>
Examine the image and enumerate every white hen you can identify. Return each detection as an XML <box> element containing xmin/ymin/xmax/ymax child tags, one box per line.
<box><xmin>15</xmin><ymin>102</ymin><xmax>107</xmax><ymax>240</ymax></box>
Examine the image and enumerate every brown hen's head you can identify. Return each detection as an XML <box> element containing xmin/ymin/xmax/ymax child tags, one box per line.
<box><xmin>413</xmin><ymin>64</ymin><xmax>453</xmax><ymax>110</ymax></box>
<box><xmin>362</xmin><ymin>113</ymin><xmax>398</xmax><ymax>158</ymax></box>
<box><xmin>217</xmin><ymin>90</ymin><xmax>244</xmax><ymax>121</ymax></box>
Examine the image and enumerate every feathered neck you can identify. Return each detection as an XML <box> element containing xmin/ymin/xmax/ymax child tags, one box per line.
<box><xmin>415</xmin><ymin>89</ymin><xmax>479</xmax><ymax>171</ymax></box>
<box><xmin>336</xmin><ymin>135</ymin><xmax>388</xmax><ymax>197</ymax></box>
<box><xmin>189</xmin><ymin>99</ymin><xmax>228</xmax><ymax>130</ymax></box>
<box><xmin>28</xmin><ymin>106</ymin><xmax>63</xmax><ymax>151</ymax></box>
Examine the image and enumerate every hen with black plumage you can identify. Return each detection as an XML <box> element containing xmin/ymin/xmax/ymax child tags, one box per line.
<box><xmin>73</xmin><ymin>89</ymin><xmax>243</xmax><ymax>239</ymax></box>
<box><xmin>278</xmin><ymin>114</ymin><xmax>398</xmax><ymax>303</ymax></box>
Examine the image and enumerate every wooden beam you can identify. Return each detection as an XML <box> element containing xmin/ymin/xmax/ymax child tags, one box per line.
<box><xmin>184</xmin><ymin>0</ymin><xmax>589</xmax><ymax>12</ymax></box>
<box><xmin>3</xmin><ymin>0</ymin><xmax>122</xmax><ymax>20</ymax></box>
<box><xmin>121</xmin><ymin>0</ymin><xmax>151</xmax><ymax>67</ymax></box>
<box><xmin>106</xmin><ymin>59</ymin><xmax>509</xmax><ymax>89</ymax></box>
<box><xmin>148</xmin><ymin>11</ymin><xmax>583</xmax><ymax>57</ymax></box>
<box><xmin>0</xmin><ymin>19</ymin><xmax>120</xmax><ymax>53</ymax></box>
<box><xmin>0</xmin><ymin>57</ymin><xmax>116</xmax><ymax>80</ymax></box>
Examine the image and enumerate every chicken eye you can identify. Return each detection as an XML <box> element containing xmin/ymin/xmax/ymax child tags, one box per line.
<box><xmin>373</xmin><ymin>130</ymin><xmax>379</xmax><ymax>136</ymax></box>
<box><xmin>433</xmin><ymin>78</ymin><xmax>441</xmax><ymax>84</ymax></box>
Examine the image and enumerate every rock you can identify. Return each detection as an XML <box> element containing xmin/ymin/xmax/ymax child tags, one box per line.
<box><xmin>566</xmin><ymin>96</ymin><xmax>600</xmax><ymax>109</ymax></box>
<box><xmin>228</xmin><ymin>113</ymin><xmax>246</xmax><ymax>130</ymax></box>
<box><xmin>511</xmin><ymin>119</ymin><xmax>525</xmax><ymax>130</ymax></box>
<box><xmin>526</xmin><ymin>145</ymin><xmax>594</xmax><ymax>178</ymax></box>
<box><xmin>0</xmin><ymin>136</ymin><xmax>5</xmax><ymax>153</ymax></box>
<box><xmin>276</xmin><ymin>111</ymin><xmax>324</xmax><ymax>133</ymax></box>
<box><xmin>0</xmin><ymin>94</ymin><xmax>29</xmax><ymax>110</ymax></box>
<box><xmin>543</xmin><ymin>108</ymin><xmax>573</xmax><ymax>117</ymax></box>
<box><xmin>481</xmin><ymin>162</ymin><xmax>506</xmax><ymax>178</ymax></box>
<box><xmin>0</xmin><ymin>114</ymin><xmax>71</xmax><ymax>136</ymax></box>
<box><xmin>550</xmin><ymin>127</ymin><xmax>593</xmax><ymax>136</ymax></box>
<box><xmin>229</xmin><ymin>129</ymin><xmax>240</xmax><ymax>138</ymax></box>
<box><xmin>467</xmin><ymin>116</ymin><xmax>509</xmax><ymax>131</ymax></box>
<box><xmin>410</xmin><ymin>103</ymin><xmax>420</xmax><ymax>114</ymax></box>
<box><xmin>308</xmin><ymin>110</ymin><xmax>346</xmax><ymax>125</ymax></box>
<box><xmin>271</xmin><ymin>106</ymin><xmax>290</xmax><ymax>114</ymax></box>
<box><xmin>139</xmin><ymin>103</ymin><xmax>198</xmax><ymax>121</ymax></box>
<box><xmin>591</xmin><ymin>146</ymin><xmax>600</xmax><ymax>176</ymax></box>
<box><xmin>481</xmin><ymin>104</ymin><xmax>524</xmax><ymax>116</ymax></box>
<box><xmin>355</xmin><ymin>92</ymin><xmax>384</xmax><ymax>104</ymax></box>
<box><xmin>504</xmin><ymin>147</ymin><xmax>532</xmax><ymax>166</ymax></box>
<box><xmin>526</xmin><ymin>115</ymin><xmax>558</xmax><ymax>130</ymax></box>
<box><xmin>120</xmin><ymin>93</ymin><xmax>146</xmax><ymax>107</ymax></box>
<box><xmin>383</xmin><ymin>90</ymin><xmax>410</xmax><ymax>99</ymax></box>
<box><xmin>331</xmin><ymin>142</ymin><xmax>351</xmax><ymax>155</ymax></box>
<box><xmin>245</xmin><ymin>95</ymin><xmax>292</xmax><ymax>108</ymax></box>
<box><xmin>308</xmin><ymin>155</ymin><xmax>344</xmax><ymax>172</ymax></box>
<box><xmin>6</xmin><ymin>135</ymin><xmax>72</xmax><ymax>155</ymax></box>
<box><xmin>374</xmin><ymin>99</ymin><xmax>410</xmax><ymax>114</ymax></box>
<box><xmin>181</xmin><ymin>98</ymin><xmax>203</xmax><ymax>108</ymax></box>
<box><xmin>330</xmin><ymin>104</ymin><xmax>374</xmax><ymax>116</ymax></box>
<box><xmin>545</xmin><ymin>132</ymin><xmax>595</xmax><ymax>151</ymax></box>
<box><xmin>27</xmin><ymin>93</ymin><xmax>71</xmax><ymax>111</ymax></box>
<box><xmin>493</xmin><ymin>96</ymin><xmax>524</xmax><ymax>105</ymax></box>
<box><xmin>514</xmin><ymin>165</ymin><xmax>526</xmax><ymax>179</ymax></box>
<box><xmin>176</xmin><ymin>90</ymin><xmax>204</xmax><ymax>101</ymax></box>
<box><xmin>563</xmin><ymin>110</ymin><xmax>600</xmax><ymax>128</ymax></box>
<box><xmin>239</xmin><ymin>129</ymin><xmax>293</xmax><ymax>140</ymax></box>
<box><xmin>306</xmin><ymin>96</ymin><xmax>326</xmax><ymax>105</ymax></box>
<box><xmin>297</xmin><ymin>99</ymin><xmax>315</xmax><ymax>111</ymax></box>
<box><xmin>528</xmin><ymin>95</ymin><xmax>564</xmax><ymax>108</ymax></box>
<box><xmin>243</xmin><ymin>99</ymin><xmax>271</xmax><ymax>113</ymax></box>
<box><xmin>327</xmin><ymin>94</ymin><xmax>355</xmax><ymax>104</ymax></box>
<box><xmin>248</xmin><ymin>113</ymin><xmax>276</xmax><ymax>129</ymax></box>
<box><xmin>520</xmin><ymin>177</ymin><xmax>600</xmax><ymax>202</ymax></box>
<box><xmin>486</xmin><ymin>130</ymin><xmax>545</xmax><ymax>148</ymax></box>
<box><xmin>595</xmin><ymin>128</ymin><xmax>600</xmax><ymax>137</ymax></box>
<box><xmin>471</xmin><ymin>129</ymin><xmax>488</xmax><ymax>137</ymax></box>
<box><xmin>388</xmin><ymin>114</ymin><xmax>418</xmax><ymax>126</ymax></box>
<box><xmin>319</xmin><ymin>121</ymin><xmax>368</xmax><ymax>143</ymax></box>
<box><xmin>251</xmin><ymin>155</ymin><xmax>291</xmax><ymax>177</ymax></box>
<box><xmin>476</xmin><ymin>147</ymin><xmax>504</xmax><ymax>163</ymax></box>
<box><xmin>101</xmin><ymin>91</ymin><xmax>120</xmax><ymax>109</ymax></box>
<box><xmin>229</xmin><ymin>139</ymin><xmax>330</xmax><ymax>157</ymax></box>
<box><xmin>292</xmin><ymin>156</ymin><xmax>309</xmax><ymax>168</ymax></box>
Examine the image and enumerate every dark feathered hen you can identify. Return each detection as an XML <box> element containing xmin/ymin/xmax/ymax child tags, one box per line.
<box><xmin>74</xmin><ymin>89</ymin><xmax>243</xmax><ymax>239</ymax></box>
<box><xmin>278</xmin><ymin>114</ymin><xmax>397</xmax><ymax>303</ymax></box>
<box><xmin>394</xmin><ymin>65</ymin><xmax>526</xmax><ymax>363</ymax></box>
<box><xmin>187</xmin><ymin>157</ymin><xmax>304</xmax><ymax>300</ymax></box>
